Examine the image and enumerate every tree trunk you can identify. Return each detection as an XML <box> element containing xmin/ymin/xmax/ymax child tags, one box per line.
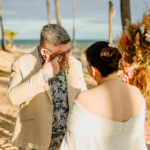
<box><xmin>72</xmin><ymin>0</ymin><xmax>76</xmax><ymax>54</ymax></box>
<box><xmin>109</xmin><ymin>1</ymin><xmax>113</xmax><ymax>44</ymax></box>
<box><xmin>121</xmin><ymin>0</ymin><xmax>131</xmax><ymax>31</ymax></box>
<box><xmin>55</xmin><ymin>0</ymin><xmax>61</xmax><ymax>26</ymax></box>
<box><xmin>46</xmin><ymin>0</ymin><xmax>51</xmax><ymax>24</ymax></box>
<box><xmin>0</xmin><ymin>0</ymin><xmax>6</xmax><ymax>51</ymax></box>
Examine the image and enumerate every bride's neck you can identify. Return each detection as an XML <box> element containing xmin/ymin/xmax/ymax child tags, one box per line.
<box><xmin>96</xmin><ymin>72</ymin><xmax>118</xmax><ymax>85</ymax></box>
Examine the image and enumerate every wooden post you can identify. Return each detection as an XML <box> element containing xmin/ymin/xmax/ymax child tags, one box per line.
<box><xmin>109</xmin><ymin>1</ymin><xmax>113</xmax><ymax>44</ymax></box>
<box><xmin>46</xmin><ymin>0</ymin><xmax>51</xmax><ymax>24</ymax></box>
<box><xmin>55</xmin><ymin>0</ymin><xmax>61</xmax><ymax>26</ymax></box>
<box><xmin>72</xmin><ymin>0</ymin><xmax>76</xmax><ymax>54</ymax></box>
<box><xmin>81</xmin><ymin>47</ymin><xmax>84</xmax><ymax>58</ymax></box>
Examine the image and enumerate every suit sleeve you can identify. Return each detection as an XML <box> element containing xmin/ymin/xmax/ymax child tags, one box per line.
<box><xmin>7</xmin><ymin>61</ymin><xmax>46</xmax><ymax>105</ymax></box>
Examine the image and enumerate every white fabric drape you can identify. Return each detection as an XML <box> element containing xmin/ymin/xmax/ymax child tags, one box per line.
<box><xmin>60</xmin><ymin>100</ymin><xmax>147</xmax><ymax>150</ymax></box>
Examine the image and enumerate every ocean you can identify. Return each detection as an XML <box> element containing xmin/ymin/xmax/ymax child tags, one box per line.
<box><xmin>5</xmin><ymin>39</ymin><xmax>103</xmax><ymax>55</ymax></box>
<box><xmin>5</xmin><ymin>39</ymin><xmax>117</xmax><ymax>55</ymax></box>
<box><xmin>10</xmin><ymin>39</ymin><xmax>103</xmax><ymax>50</ymax></box>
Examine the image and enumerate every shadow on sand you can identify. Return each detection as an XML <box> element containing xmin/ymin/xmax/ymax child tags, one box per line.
<box><xmin>0</xmin><ymin>112</ymin><xmax>17</xmax><ymax>150</ymax></box>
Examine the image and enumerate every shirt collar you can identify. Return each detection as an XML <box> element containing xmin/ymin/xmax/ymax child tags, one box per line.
<box><xmin>38</xmin><ymin>46</ymin><xmax>45</xmax><ymax>65</ymax></box>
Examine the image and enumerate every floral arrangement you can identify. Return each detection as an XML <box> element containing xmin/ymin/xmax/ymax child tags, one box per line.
<box><xmin>117</xmin><ymin>10</ymin><xmax>150</xmax><ymax>145</ymax></box>
<box><xmin>67</xmin><ymin>58</ymin><xmax>74</xmax><ymax>74</ymax></box>
<box><xmin>117</xmin><ymin>9</ymin><xmax>150</xmax><ymax>105</ymax></box>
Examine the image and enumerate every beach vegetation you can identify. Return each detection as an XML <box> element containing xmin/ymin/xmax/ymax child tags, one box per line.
<box><xmin>4</xmin><ymin>29</ymin><xmax>18</xmax><ymax>49</ymax></box>
<box><xmin>0</xmin><ymin>0</ymin><xmax>7</xmax><ymax>51</ymax></box>
<box><xmin>0</xmin><ymin>70</ymin><xmax>5</xmax><ymax>76</ymax></box>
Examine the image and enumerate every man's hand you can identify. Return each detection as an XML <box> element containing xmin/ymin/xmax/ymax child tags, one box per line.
<box><xmin>43</xmin><ymin>54</ymin><xmax>60</xmax><ymax>78</ymax></box>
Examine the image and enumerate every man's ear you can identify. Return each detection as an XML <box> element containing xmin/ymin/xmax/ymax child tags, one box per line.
<box><xmin>40</xmin><ymin>49</ymin><xmax>46</xmax><ymax>56</ymax></box>
<box><xmin>40</xmin><ymin>49</ymin><xmax>47</xmax><ymax>60</ymax></box>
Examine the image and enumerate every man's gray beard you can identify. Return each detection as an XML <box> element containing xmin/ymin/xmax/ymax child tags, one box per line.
<box><xmin>60</xmin><ymin>63</ymin><xmax>68</xmax><ymax>73</ymax></box>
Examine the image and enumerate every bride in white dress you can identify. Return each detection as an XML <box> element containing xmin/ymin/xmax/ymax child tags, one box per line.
<box><xmin>60</xmin><ymin>41</ymin><xmax>147</xmax><ymax>150</ymax></box>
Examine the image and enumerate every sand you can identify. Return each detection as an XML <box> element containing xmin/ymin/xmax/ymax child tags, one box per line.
<box><xmin>0</xmin><ymin>49</ymin><xmax>96</xmax><ymax>150</ymax></box>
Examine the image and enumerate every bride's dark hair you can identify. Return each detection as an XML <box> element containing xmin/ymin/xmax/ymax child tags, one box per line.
<box><xmin>85</xmin><ymin>41</ymin><xmax>122</xmax><ymax>77</ymax></box>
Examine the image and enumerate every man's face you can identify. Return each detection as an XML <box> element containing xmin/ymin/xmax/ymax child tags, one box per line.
<box><xmin>40</xmin><ymin>42</ymin><xmax>71</xmax><ymax>71</ymax></box>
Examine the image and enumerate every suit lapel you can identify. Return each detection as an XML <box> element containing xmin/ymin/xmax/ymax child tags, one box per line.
<box><xmin>44</xmin><ymin>82</ymin><xmax>53</xmax><ymax>105</ymax></box>
<box><xmin>32</xmin><ymin>47</ymin><xmax>53</xmax><ymax>104</ymax></box>
<box><xmin>65</xmin><ymin>56</ymin><xmax>81</xmax><ymax>109</ymax></box>
<box><xmin>65</xmin><ymin>56</ymin><xmax>78</xmax><ymax>86</ymax></box>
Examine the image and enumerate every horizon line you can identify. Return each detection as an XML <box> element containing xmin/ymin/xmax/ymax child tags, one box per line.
<box><xmin>0</xmin><ymin>39</ymin><xmax>110</xmax><ymax>41</ymax></box>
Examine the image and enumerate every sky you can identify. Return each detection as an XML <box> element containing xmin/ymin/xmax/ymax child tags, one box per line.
<box><xmin>1</xmin><ymin>0</ymin><xmax>150</xmax><ymax>40</ymax></box>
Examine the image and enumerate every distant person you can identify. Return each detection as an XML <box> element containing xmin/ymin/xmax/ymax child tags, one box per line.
<box><xmin>60</xmin><ymin>41</ymin><xmax>147</xmax><ymax>150</ymax></box>
<box><xmin>7</xmin><ymin>24</ymin><xmax>87</xmax><ymax>150</ymax></box>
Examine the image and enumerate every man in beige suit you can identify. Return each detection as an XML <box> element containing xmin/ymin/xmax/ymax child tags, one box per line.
<box><xmin>7</xmin><ymin>24</ymin><xmax>87</xmax><ymax>150</ymax></box>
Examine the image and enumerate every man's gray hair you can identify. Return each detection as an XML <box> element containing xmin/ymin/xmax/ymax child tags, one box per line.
<box><xmin>40</xmin><ymin>24</ymin><xmax>71</xmax><ymax>46</ymax></box>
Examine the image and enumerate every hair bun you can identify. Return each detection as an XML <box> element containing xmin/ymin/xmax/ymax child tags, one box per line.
<box><xmin>100</xmin><ymin>47</ymin><xmax>122</xmax><ymax>65</ymax></box>
<box><xmin>86</xmin><ymin>41</ymin><xmax>122</xmax><ymax>77</ymax></box>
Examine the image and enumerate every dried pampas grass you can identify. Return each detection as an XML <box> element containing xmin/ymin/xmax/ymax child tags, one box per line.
<box><xmin>117</xmin><ymin>32</ymin><xmax>127</xmax><ymax>54</ymax></box>
<box><xmin>117</xmin><ymin>11</ymin><xmax>150</xmax><ymax>109</ymax></box>
<box><xmin>130</xmin><ymin>67</ymin><xmax>150</xmax><ymax>109</ymax></box>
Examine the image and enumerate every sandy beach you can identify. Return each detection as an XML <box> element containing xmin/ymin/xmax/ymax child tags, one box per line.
<box><xmin>0</xmin><ymin>49</ymin><xmax>96</xmax><ymax>150</ymax></box>
<box><xmin>1</xmin><ymin>49</ymin><xmax>150</xmax><ymax>150</ymax></box>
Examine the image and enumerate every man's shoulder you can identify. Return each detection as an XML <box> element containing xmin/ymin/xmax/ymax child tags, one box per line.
<box><xmin>13</xmin><ymin>49</ymin><xmax>37</xmax><ymax>65</ymax></box>
<box><xmin>69</xmin><ymin>55</ymin><xmax>81</xmax><ymax>66</ymax></box>
<box><xmin>14</xmin><ymin>52</ymin><xmax>31</xmax><ymax>61</ymax></box>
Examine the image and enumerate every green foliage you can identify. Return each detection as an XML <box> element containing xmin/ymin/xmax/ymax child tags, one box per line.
<box><xmin>0</xmin><ymin>70</ymin><xmax>5</xmax><ymax>76</ymax></box>
<box><xmin>77</xmin><ymin>58</ymin><xmax>81</xmax><ymax>61</ymax></box>
<box><xmin>4</xmin><ymin>29</ymin><xmax>18</xmax><ymax>47</ymax></box>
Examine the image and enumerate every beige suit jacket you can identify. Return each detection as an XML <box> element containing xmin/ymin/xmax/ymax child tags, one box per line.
<box><xmin>7</xmin><ymin>47</ymin><xmax>87</xmax><ymax>150</ymax></box>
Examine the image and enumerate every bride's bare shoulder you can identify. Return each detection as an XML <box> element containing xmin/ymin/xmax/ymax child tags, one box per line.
<box><xmin>122</xmin><ymin>82</ymin><xmax>144</xmax><ymax>101</ymax></box>
<box><xmin>75</xmin><ymin>88</ymin><xmax>94</xmax><ymax>105</ymax></box>
<box><xmin>123</xmin><ymin>82</ymin><xmax>141</xmax><ymax>93</ymax></box>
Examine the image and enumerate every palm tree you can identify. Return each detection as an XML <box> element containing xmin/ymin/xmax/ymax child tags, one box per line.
<box><xmin>121</xmin><ymin>0</ymin><xmax>131</xmax><ymax>30</ymax></box>
<box><xmin>4</xmin><ymin>29</ymin><xmax>18</xmax><ymax>48</ymax></box>
<box><xmin>46</xmin><ymin>0</ymin><xmax>51</xmax><ymax>24</ymax></box>
<box><xmin>109</xmin><ymin>1</ymin><xmax>113</xmax><ymax>44</ymax></box>
<box><xmin>0</xmin><ymin>0</ymin><xmax>6</xmax><ymax>51</ymax></box>
<box><xmin>55</xmin><ymin>0</ymin><xmax>61</xmax><ymax>26</ymax></box>
<box><xmin>72</xmin><ymin>0</ymin><xmax>76</xmax><ymax>54</ymax></box>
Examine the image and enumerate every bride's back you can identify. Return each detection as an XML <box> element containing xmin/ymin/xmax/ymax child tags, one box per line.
<box><xmin>76</xmin><ymin>41</ymin><xmax>144</xmax><ymax>123</ymax></box>
<box><xmin>60</xmin><ymin>41</ymin><xmax>147</xmax><ymax>150</ymax></box>
<box><xmin>77</xmin><ymin>78</ymin><xmax>144</xmax><ymax>122</ymax></box>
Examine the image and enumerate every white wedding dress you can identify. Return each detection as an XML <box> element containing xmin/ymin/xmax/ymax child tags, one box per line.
<box><xmin>60</xmin><ymin>100</ymin><xmax>147</xmax><ymax>150</ymax></box>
